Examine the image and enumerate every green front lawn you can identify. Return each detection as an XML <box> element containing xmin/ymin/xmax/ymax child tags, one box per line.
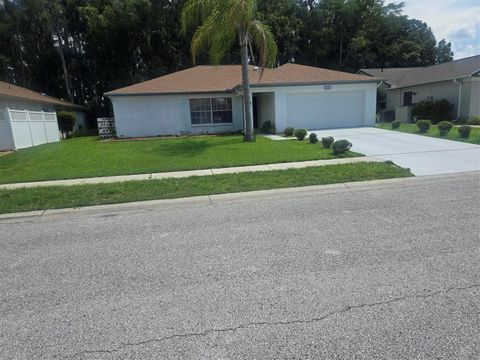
<box><xmin>377</xmin><ymin>123</ymin><xmax>480</xmax><ymax>144</ymax></box>
<box><xmin>0</xmin><ymin>162</ymin><xmax>412</xmax><ymax>214</ymax></box>
<box><xmin>0</xmin><ymin>135</ymin><xmax>361</xmax><ymax>184</ymax></box>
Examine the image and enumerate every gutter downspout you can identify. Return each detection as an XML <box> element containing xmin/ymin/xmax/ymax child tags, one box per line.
<box><xmin>453</xmin><ymin>79</ymin><xmax>462</xmax><ymax>120</ymax></box>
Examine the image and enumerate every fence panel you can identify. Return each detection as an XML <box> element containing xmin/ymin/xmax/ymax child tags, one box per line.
<box><xmin>9</xmin><ymin>110</ymin><xmax>32</xmax><ymax>149</ymax></box>
<box><xmin>0</xmin><ymin>110</ymin><xmax>15</xmax><ymax>151</ymax></box>
<box><xmin>44</xmin><ymin>112</ymin><xmax>60</xmax><ymax>143</ymax></box>
<box><xmin>29</xmin><ymin>111</ymin><xmax>48</xmax><ymax>145</ymax></box>
<box><xmin>6</xmin><ymin>109</ymin><xmax>60</xmax><ymax>150</ymax></box>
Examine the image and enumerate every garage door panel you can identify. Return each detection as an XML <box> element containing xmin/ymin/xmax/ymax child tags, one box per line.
<box><xmin>286</xmin><ymin>91</ymin><xmax>365</xmax><ymax>129</ymax></box>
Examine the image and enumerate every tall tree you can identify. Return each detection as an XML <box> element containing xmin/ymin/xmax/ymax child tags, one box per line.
<box><xmin>181</xmin><ymin>0</ymin><xmax>277</xmax><ymax>142</ymax></box>
<box><xmin>436</xmin><ymin>39</ymin><xmax>453</xmax><ymax>64</ymax></box>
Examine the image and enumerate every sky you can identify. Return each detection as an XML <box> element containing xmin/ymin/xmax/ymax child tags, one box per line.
<box><xmin>399</xmin><ymin>0</ymin><xmax>480</xmax><ymax>59</ymax></box>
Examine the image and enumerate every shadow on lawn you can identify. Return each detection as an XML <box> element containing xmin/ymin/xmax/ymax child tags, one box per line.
<box><xmin>147</xmin><ymin>136</ymin><xmax>245</xmax><ymax>157</ymax></box>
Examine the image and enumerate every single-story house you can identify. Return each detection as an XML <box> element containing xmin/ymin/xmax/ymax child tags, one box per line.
<box><xmin>0</xmin><ymin>81</ymin><xmax>87</xmax><ymax>128</ymax></box>
<box><xmin>359</xmin><ymin>55</ymin><xmax>480</xmax><ymax>122</ymax></box>
<box><xmin>0</xmin><ymin>81</ymin><xmax>87</xmax><ymax>151</ymax></box>
<box><xmin>105</xmin><ymin>63</ymin><xmax>379</xmax><ymax>137</ymax></box>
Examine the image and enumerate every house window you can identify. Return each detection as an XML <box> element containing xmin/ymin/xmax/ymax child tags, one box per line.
<box><xmin>190</xmin><ymin>98</ymin><xmax>232</xmax><ymax>125</ymax></box>
<box><xmin>403</xmin><ymin>91</ymin><xmax>413</xmax><ymax>106</ymax></box>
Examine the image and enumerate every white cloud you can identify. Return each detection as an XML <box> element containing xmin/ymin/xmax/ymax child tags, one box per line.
<box><xmin>396</xmin><ymin>0</ymin><xmax>480</xmax><ymax>59</ymax></box>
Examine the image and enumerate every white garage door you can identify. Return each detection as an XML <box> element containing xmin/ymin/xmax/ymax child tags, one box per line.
<box><xmin>286</xmin><ymin>91</ymin><xmax>365</xmax><ymax>129</ymax></box>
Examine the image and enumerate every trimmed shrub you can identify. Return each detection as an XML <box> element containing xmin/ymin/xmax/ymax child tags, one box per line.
<box><xmin>469</xmin><ymin>116</ymin><xmax>480</xmax><ymax>125</ymax></box>
<box><xmin>309</xmin><ymin>133</ymin><xmax>318</xmax><ymax>144</ymax></box>
<box><xmin>294</xmin><ymin>128</ymin><xmax>307</xmax><ymax>141</ymax></box>
<box><xmin>284</xmin><ymin>127</ymin><xmax>295</xmax><ymax>137</ymax></box>
<box><xmin>332</xmin><ymin>139</ymin><xmax>352</xmax><ymax>155</ymax></box>
<box><xmin>391</xmin><ymin>120</ymin><xmax>401</xmax><ymax>129</ymax></box>
<box><xmin>411</xmin><ymin>99</ymin><xmax>453</xmax><ymax>123</ymax></box>
<box><xmin>416</xmin><ymin>119</ymin><xmax>431</xmax><ymax>133</ymax></box>
<box><xmin>458</xmin><ymin>125</ymin><xmax>472</xmax><ymax>139</ymax></box>
<box><xmin>322</xmin><ymin>136</ymin><xmax>334</xmax><ymax>148</ymax></box>
<box><xmin>260</xmin><ymin>121</ymin><xmax>275</xmax><ymax>134</ymax></box>
<box><xmin>57</xmin><ymin>111</ymin><xmax>76</xmax><ymax>138</ymax></box>
<box><xmin>437</xmin><ymin>121</ymin><xmax>453</xmax><ymax>136</ymax></box>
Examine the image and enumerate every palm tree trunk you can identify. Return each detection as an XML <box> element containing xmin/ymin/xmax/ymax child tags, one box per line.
<box><xmin>241</xmin><ymin>41</ymin><xmax>254</xmax><ymax>142</ymax></box>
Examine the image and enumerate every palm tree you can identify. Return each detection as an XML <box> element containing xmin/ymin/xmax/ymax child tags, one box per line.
<box><xmin>181</xmin><ymin>0</ymin><xmax>277</xmax><ymax>142</ymax></box>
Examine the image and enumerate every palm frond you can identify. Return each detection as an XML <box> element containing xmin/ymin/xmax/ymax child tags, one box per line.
<box><xmin>190</xmin><ymin>11</ymin><xmax>235</xmax><ymax>64</ymax></box>
<box><xmin>248</xmin><ymin>20</ymin><xmax>277</xmax><ymax>67</ymax></box>
<box><xmin>184</xmin><ymin>0</ymin><xmax>277</xmax><ymax>66</ymax></box>
<box><xmin>226</xmin><ymin>0</ymin><xmax>256</xmax><ymax>36</ymax></box>
<box><xmin>181</xmin><ymin>0</ymin><xmax>219</xmax><ymax>34</ymax></box>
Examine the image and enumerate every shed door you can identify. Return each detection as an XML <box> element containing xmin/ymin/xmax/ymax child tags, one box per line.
<box><xmin>286</xmin><ymin>91</ymin><xmax>365</xmax><ymax>129</ymax></box>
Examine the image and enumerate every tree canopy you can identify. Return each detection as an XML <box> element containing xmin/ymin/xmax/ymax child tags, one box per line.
<box><xmin>0</xmin><ymin>0</ymin><xmax>454</xmax><ymax>120</ymax></box>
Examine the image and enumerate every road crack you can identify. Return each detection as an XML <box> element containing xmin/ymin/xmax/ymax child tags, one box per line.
<box><xmin>66</xmin><ymin>283</ymin><xmax>480</xmax><ymax>358</ymax></box>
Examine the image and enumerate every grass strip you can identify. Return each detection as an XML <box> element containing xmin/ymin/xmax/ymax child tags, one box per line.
<box><xmin>0</xmin><ymin>162</ymin><xmax>412</xmax><ymax>214</ymax></box>
<box><xmin>376</xmin><ymin>123</ymin><xmax>480</xmax><ymax>144</ymax></box>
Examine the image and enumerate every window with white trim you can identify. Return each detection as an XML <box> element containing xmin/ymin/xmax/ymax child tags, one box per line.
<box><xmin>190</xmin><ymin>98</ymin><xmax>233</xmax><ymax>125</ymax></box>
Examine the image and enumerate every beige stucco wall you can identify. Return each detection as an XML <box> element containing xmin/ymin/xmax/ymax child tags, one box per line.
<box><xmin>386</xmin><ymin>78</ymin><xmax>479</xmax><ymax>121</ymax></box>
<box><xmin>465</xmin><ymin>78</ymin><xmax>480</xmax><ymax>117</ymax></box>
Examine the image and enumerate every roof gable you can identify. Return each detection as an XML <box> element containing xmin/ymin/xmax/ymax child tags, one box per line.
<box><xmin>106</xmin><ymin>63</ymin><xmax>378</xmax><ymax>96</ymax></box>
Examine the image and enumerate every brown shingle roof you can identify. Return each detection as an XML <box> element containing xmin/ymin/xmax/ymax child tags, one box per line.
<box><xmin>358</xmin><ymin>67</ymin><xmax>421</xmax><ymax>86</ymax></box>
<box><xmin>360</xmin><ymin>55</ymin><xmax>480</xmax><ymax>89</ymax></box>
<box><xmin>105</xmin><ymin>63</ymin><xmax>378</xmax><ymax>96</ymax></box>
<box><xmin>0</xmin><ymin>81</ymin><xmax>86</xmax><ymax>110</ymax></box>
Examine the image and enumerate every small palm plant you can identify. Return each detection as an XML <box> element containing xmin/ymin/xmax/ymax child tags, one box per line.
<box><xmin>181</xmin><ymin>0</ymin><xmax>277</xmax><ymax>142</ymax></box>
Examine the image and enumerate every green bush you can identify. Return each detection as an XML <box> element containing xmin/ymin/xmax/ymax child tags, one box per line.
<box><xmin>458</xmin><ymin>125</ymin><xmax>472</xmax><ymax>139</ymax></box>
<box><xmin>437</xmin><ymin>121</ymin><xmax>453</xmax><ymax>136</ymax></box>
<box><xmin>322</xmin><ymin>136</ymin><xmax>334</xmax><ymax>148</ymax></box>
<box><xmin>57</xmin><ymin>111</ymin><xmax>76</xmax><ymax>138</ymax></box>
<box><xmin>284</xmin><ymin>127</ymin><xmax>295</xmax><ymax>137</ymax></box>
<box><xmin>309</xmin><ymin>133</ymin><xmax>318</xmax><ymax>144</ymax></box>
<box><xmin>332</xmin><ymin>139</ymin><xmax>352</xmax><ymax>155</ymax></box>
<box><xmin>416</xmin><ymin>119</ymin><xmax>431</xmax><ymax>133</ymax></box>
<box><xmin>411</xmin><ymin>99</ymin><xmax>453</xmax><ymax>124</ymax></box>
<box><xmin>391</xmin><ymin>120</ymin><xmax>401</xmax><ymax>129</ymax></box>
<box><xmin>260</xmin><ymin>121</ymin><xmax>275</xmax><ymax>134</ymax></box>
<box><xmin>294</xmin><ymin>128</ymin><xmax>307</xmax><ymax>141</ymax></box>
<box><xmin>469</xmin><ymin>116</ymin><xmax>480</xmax><ymax>125</ymax></box>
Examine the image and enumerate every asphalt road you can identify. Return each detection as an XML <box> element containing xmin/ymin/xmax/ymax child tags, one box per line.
<box><xmin>1</xmin><ymin>173</ymin><xmax>479</xmax><ymax>359</ymax></box>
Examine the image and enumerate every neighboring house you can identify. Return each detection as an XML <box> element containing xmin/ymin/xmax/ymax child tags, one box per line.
<box><xmin>105</xmin><ymin>63</ymin><xmax>379</xmax><ymax>138</ymax></box>
<box><xmin>359</xmin><ymin>55</ymin><xmax>480</xmax><ymax>122</ymax></box>
<box><xmin>0</xmin><ymin>81</ymin><xmax>87</xmax><ymax>151</ymax></box>
<box><xmin>0</xmin><ymin>81</ymin><xmax>87</xmax><ymax>128</ymax></box>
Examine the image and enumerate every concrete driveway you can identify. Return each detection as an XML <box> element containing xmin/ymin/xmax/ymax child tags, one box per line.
<box><xmin>310</xmin><ymin>127</ymin><xmax>480</xmax><ymax>176</ymax></box>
